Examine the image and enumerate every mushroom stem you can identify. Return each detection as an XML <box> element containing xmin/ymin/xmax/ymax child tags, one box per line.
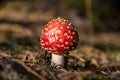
<box><xmin>51</xmin><ymin>53</ymin><xmax>64</xmax><ymax>67</ymax></box>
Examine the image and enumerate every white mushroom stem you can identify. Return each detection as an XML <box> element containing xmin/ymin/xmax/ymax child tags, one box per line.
<box><xmin>51</xmin><ymin>53</ymin><xmax>64</xmax><ymax>67</ymax></box>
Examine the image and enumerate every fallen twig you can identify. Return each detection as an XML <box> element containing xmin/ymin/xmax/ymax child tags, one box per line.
<box><xmin>12</xmin><ymin>59</ymin><xmax>46</xmax><ymax>80</ymax></box>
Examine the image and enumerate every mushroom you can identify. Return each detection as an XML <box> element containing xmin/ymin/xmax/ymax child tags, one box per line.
<box><xmin>40</xmin><ymin>17</ymin><xmax>79</xmax><ymax>67</ymax></box>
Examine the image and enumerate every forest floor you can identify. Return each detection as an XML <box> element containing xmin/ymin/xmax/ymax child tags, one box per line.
<box><xmin>0</xmin><ymin>10</ymin><xmax>120</xmax><ymax>80</ymax></box>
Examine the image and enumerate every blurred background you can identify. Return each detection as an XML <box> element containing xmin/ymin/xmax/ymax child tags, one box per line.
<box><xmin>0</xmin><ymin>0</ymin><xmax>120</xmax><ymax>61</ymax></box>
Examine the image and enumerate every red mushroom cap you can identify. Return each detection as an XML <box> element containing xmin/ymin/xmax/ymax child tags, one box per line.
<box><xmin>40</xmin><ymin>18</ymin><xmax>79</xmax><ymax>53</ymax></box>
